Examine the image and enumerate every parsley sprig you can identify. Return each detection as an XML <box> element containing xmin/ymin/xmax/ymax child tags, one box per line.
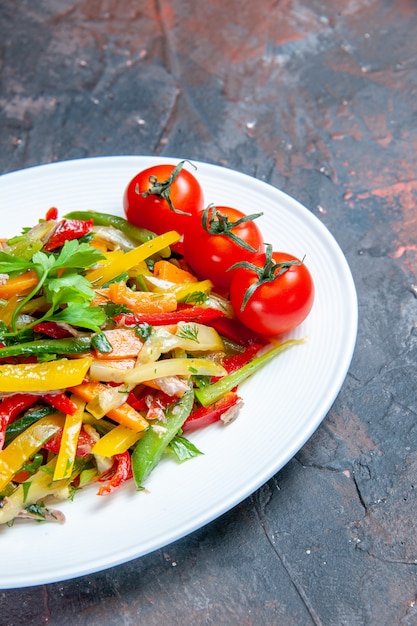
<box><xmin>0</xmin><ymin>240</ymin><xmax>106</xmax><ymax>335</ymax></box>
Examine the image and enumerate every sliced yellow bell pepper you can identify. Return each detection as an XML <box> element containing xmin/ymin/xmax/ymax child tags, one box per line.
<box><xmin>170</xmin><ymin>279</ymin><xmax>213</xmax><ymax>301</ymax></box>
<box><xmin>0</xmin><ymin>414</ymin><xmax>64</xmax><ymax>492</ymax></box>
<box><xmin>172</xmin><ymin>279</ymin><xmax>213</xmax><ymax>301</ymax></box>
<box><xmin>53</xmin><ymin>396</ymin><xmax>86</xmax><ymax>481</ymax></box>
<box><xmin>148</xmin><ymin>277</ymin><xmax>213</xmax><ymax>300</ymax></box>
<box><xmin>86</xmin><ymin>231</ymin><xmax>181</xmax><ymax>286</ymax></box>
<box><xmin>92</xmin><ymin>424</ymin><xmax>143</xmax><ymax>457</ymax></box>
<box><xmin>0</xmin><ymin>457</ymin><xmax>73</xmax><ymax>526</ymax></box>
<box><xmin>0</xmin><ymin>357</ymin><xmax>92</xmax><ymax>393</ymax></box>
<box><xmin>123</xmin><ymin>357</ymin><xmax>227</xmax><ymax>386</ymax></box>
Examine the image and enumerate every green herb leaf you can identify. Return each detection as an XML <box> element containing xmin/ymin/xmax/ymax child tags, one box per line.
<box><xmin>53</xmin><ymin>240</ymin><xmax>104</xmax><ymax>271</ymax></box>
<box><xmin>0</xmin><ymin>251</ymin><xmax>33</xmax><ymax>275</ymax></box>
<box><xmin>45</xmin><ymin>273</ymin><xmax>96</xmax><ymax>306</ymax></box>
<box><xmin>177</xmin><ymin>323</ymin><xmax>199</xmax><ymax>343</ymax></box>
<box><xmin>91</xmin><ymin>331</ymin><xmax>113</xmax><ymax>353</ymax></box>
<box><xmin>51</xmin><ymin>303</ymin><xmax>106</xmax><ymax>332</ymax></box>
<box><xmin>102</xmin><ymin>302</ymin><xmax>131</xmax><ymax>318</ymax></box>
<box><xmin>22</xmin><ymin>481</ymin><xmax>31</xmax><ymax>503</ymax></box>
<box><xmin>135</xmin><ymin>322</ymin><xmax>153</xmax><ymax>341</ymax></box>
<box><xmin>168</xmin><ymin>435</ymin><xmax>203</xmax><ymax>462</ymax></box>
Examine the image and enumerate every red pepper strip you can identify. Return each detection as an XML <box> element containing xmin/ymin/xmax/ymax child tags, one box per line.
<box><xmin>44</xmin><ymin>218</ymin><xmax>94</xmax><ymax>251</ymax></box>
<box><xmin>33</xmin><ymin>321</ymin><xmax>74</xmax><ymax>339</ymax></box>
<box><xmin>209</xmin><ymin>343</ymin><xmax>265</xmax><ymax>387</ymax></box>
<box><xmin>43</xmin><ymin>426</ymin><xmax>97</xmax><ymax>457</ymax></box>
<box><xmin>207</xmin><ymin>316</ymin><xmax>269</xmax><ymax>346</ymax></box>
<box><xmin>43</xmin><ymin>393</ymin><xmax>78</xmax><ymax>416</ymax></box>
<box><xmin>145</xmin><ymin>391</ymin><xmax>176</xmax><ymax>420</ymax></box>
<box><xmin>45</xmin><ymin>207</ymin><xmax>58</xmax><ymax>221</ymax></box>
<box><xmin>114</xmin><ymin>306</ymin><xmax>226</xmax><ymax>327</ymax></box>
<box><xmin>127</xmin><ymin>390</ymin><xmax>148</xmax><ymax>411</ymax></box>
<box><xmin>97</xmin><ymin>451</ymin><xmax>133</xmax><ymax>496</ymax></box>
<box><xmin>221</xmin><ymin>342</ymin><xmax>265</xmax><ymax>374</ymax></box>
<box><xmin>127</xmin><ymin>389</ymin><xmax>175</xmax><ymax>417</ymax></box>
<box><xmin>0</xmin><ymin>393</ymin><xmax>39</xmax><ymax>449</ymax></box>
<box><xmin>183</xmin><ymin>392</ymin><xmax>240</xmax><ymax>433</ymax></box>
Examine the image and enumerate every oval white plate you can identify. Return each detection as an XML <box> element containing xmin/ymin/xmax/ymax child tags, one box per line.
<box><xmin>0</xmin><ymin>156</ymin><xmax>357</xmax><ymax>588</ymax></box>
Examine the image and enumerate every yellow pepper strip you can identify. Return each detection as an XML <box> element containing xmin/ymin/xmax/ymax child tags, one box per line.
<box><xmin>0</xmin><ymin>414</ymin><xmax>64</xmax><ymax>492</ymax></box>
<box><xmin>0</xmin><ymin>357</ymin><xmax>92</xmax><ymax>393</ymax></box>
<box><xmin>92</xmin><ymin>424</ymin><xmax>143</xmax><ymax>457</ymax></box>
<box><xmin>172</xmin><ymin>279</ymin><xmax>213</xmax><ymax>301</ymax></box>
<box><xmin>0</xmin><ymin>457</ymin><xmax>73</xmax><ymax>526</ymax></box>
<box><xmin>53</xmin><ymin>396</ymin><xmax>86</xmax><ymax>481</ymax></box>
<box><xmin>0</xmin><ymin>270</ymin><xmax>39</xmax><ymax>299</ymax></box>
<box><xmin>149</xmin><ymin>278</ymin><xmax>213</xmax><ymax>302</ymax></box>
<box><xmin>86</xmin><ymin>231</ymin><xmax>181</xmax><ymax>286</ymax></box>
<box><xmin>123</xmin><ymin>357</ymin><xmax>227</xmax><ymax>386</ymax></box>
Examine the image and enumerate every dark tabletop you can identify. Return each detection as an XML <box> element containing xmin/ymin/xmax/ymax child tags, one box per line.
<box><xmin>1</xmin><ymin>1</ymin><xmax>417</xmax><ymax>624</ymax></box>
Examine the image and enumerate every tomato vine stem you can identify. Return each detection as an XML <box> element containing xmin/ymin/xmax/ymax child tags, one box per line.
<box><xmin>229</xmin><ymin>244</ymin><xmax>303</xmax><ymax>310</ymax></box>
<box><xmin>201</xmin><ymin>204</ymin><xmax>263</xmax><ymax>252</ymax></box>
<box><xmin>138</xmin><ymin>160</ymin><xmax>196</xmax><ymax>216</ymax></box>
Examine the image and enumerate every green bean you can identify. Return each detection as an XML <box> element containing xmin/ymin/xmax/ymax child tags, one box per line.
<box><xmin>64</xmin><ymin>211</ymin><xmax>156</xmax><ymax>245</ymax></box>
<box><xmin>194</xmin><ymin>339</ymin><xmax>305</xmax><ymax>407</ymax></box>
<box><xmin>0</xmin><ymin>336</ymin><xmax>91</xmax><ymax>358</ymax></box>
<box><xmin>132</xmin><ymin>388</ymin><xmax>194</xmax><ymax>488</ymax></box>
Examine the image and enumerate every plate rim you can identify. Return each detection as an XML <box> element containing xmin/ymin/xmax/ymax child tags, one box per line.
<box><xmin>0</xmin><ymin>155</ymin><xmax>358</xmax><ymax>588</ymax></box>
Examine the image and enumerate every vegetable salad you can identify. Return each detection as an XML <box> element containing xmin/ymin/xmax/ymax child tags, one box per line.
<box><xmin>0</xmin><ymin>208</ymin><xmax>300</xmax><ymax>526</ymax></box>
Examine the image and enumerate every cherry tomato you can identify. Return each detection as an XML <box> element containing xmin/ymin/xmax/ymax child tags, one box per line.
<box><xmin>182</xmin><ymin>205</ymin><xmax>264</xmax><ymax>291</ymax></box>
<box><xmin>123</xmin><ymin>161</ymin><xmax>204</xmax><ymax>236</ymax></box>
<box><xmin>229</xmin><ymin>246</ymin><xmax>314</xmax><ymax>336</ymax></box>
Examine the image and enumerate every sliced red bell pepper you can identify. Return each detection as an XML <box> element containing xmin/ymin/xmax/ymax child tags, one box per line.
<box><xmin>33</xmin><ymin>321</ymin><xmax>74</xmax><ymax>339</ymax></box>
<box><xmin>145</xmin><ymin>391</ymin><xmax>176</xmax><ymax>420</ymax></box>
<box><xmin>0</xmin><ymin>393</ymin><xmax>38</xmax><ymax>449</ymax></box>
<box><xmin>208</xmin><ymin>342</ymin><xmax>265</xmax><ymax>388</ymax></box>
<box><xmin>43</xmin><ymin>392</ymin><xmax>78</xmax><ymax>416</ymax></box>
<box><xmin>45</xmin><ymin>207</ymin><xmax>58</xmax><ymax>221</ymax></box>
<box><xmin>208</xmin><ymin>316</ymin><xmax>268</xmax><ymax>346</ymax></box>
<box><xmin>127</xmin><ymin>390</ymin><xmax>148</xmax><ymax>411</ymax></box>
<box><xmin>97</xmin><ymin>450</ymin><xmax>133</xmax><ymax>496</ymax></box>
<box><xmin>221</xmin><ymin>342</ymin><xmax>265</xmax><ymax>374</ymax></box>
<box><xmin>114</xmin><ymin>306</ymin><xmax>226</xmax><ymax>327</ymax></box>
<box><xmin>182</xmin><ymin>392</ymin><xmax>240</xmax><ymax>432</ymax></box>
<box><xmin>43</xmin><ymin>426</ymin><xmax>97</xmax><ymax>457</ymax></box>
<box><xmin>43</xmin><ymin>218</ymin><xmax>94</xmax><ymax>251</ymax></box>
<box><xmin>127</xmin><ymin>389</ymin><xmax>175</xmax><ymax>419</ymax></box>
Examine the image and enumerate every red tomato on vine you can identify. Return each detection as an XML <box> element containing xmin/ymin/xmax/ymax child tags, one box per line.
<box><xmin>229</xmin><ymin>246</ymin><xmax>315</xmax><ymax>336</ymax></box>
<box><xmin>182</xmin><ymin>205</ymin><xmax>264</xmax><ymax>291</ymax></box>
<box><xmin>123</xmin><ymin>161</ymin><xmax>204</xmax><ymax>236</ymax></box>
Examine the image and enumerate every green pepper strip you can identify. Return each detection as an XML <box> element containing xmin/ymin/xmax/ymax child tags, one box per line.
<box><xmin>131</xmin><ymin>388</ymin><xmax>194</xmax><ymax>488</ymax></box>
<box><xmin>194</xmin><ymin>339</ymin><xmax>305</xmax><ymax>407</ymax></box>
<box><xmin>64</xmin><ymin>211</ymin><xmax>156</xmax><ymax>245</ymax></box>
<box><xmin>0</xmin><ymin>336</ymin><xmax>91</xmax><ymax>358</ymax></box>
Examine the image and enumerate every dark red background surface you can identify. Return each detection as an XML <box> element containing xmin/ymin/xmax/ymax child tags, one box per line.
<box><xmin>1</xmin><ymin>1</ymin><xmax>417</xmax><ymax>624</ymax></box>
